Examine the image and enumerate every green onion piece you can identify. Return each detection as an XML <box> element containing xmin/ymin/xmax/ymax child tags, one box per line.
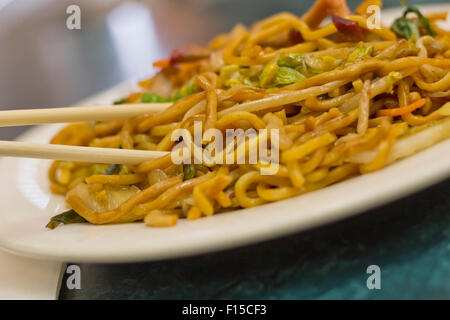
<box><xmin>141</xmin><ymin>92</ymin><xmax>170</xmax><ymax>103</ymax></box>
<box><xmin>113</xmin><ymin>98</ymin><xmax>127</xmax><ymax>105</ymax></box>
<box><xmin>183</xmin><ymin>164</ymin><xmax>196</xmax><ymax>180</ymax></box>
<box><xmin>46</xmin><ymin>209</ymin><xmax>87</xmax><ymax>229</ymax></box>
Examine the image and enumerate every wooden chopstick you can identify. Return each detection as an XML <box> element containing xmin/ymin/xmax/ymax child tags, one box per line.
<box><xmin>0</xmin><ymin>140</ymin><xmax>169</xmax><ymax>164</ymax></box>
<box><xmin>0</xmin><ymin>103</ymin><xmax>171</xmax><ymax>127</ymax></box>
<box><xmin>0</xmin><ymin>103</ymin><xmax>173</xmax><ymax>163</ymax></box>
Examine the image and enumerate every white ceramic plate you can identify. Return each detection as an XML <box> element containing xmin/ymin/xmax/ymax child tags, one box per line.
<box><xmin>1</xmin><ymin>5</ymin><xmax>449</xmax><ymax>263</ymax></box>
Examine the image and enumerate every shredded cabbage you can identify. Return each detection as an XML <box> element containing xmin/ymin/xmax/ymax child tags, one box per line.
<box><xmin>386</xmin><ymin>71</ymin><xmax>403</xmax><ymax>94</ymax></box>
<box><xmin>347</xmin><ymin>42</ymin><xmax>373</xmax><ymax>62</ymax></box>
<box><xmin>274</xmin><ymin>67</ymin><xmax>306</xmax><ymax>85</ymax></box>
<box><xmin>259</xmin><ymin>62</ymin><xmax>279</xmax><ymax>88</ymax></box>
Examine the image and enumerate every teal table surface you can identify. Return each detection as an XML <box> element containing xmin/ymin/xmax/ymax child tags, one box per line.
<box><xmin>59</xmin><ymin>0</ymin><xmax>450</xmax><ymax>300</ymax></box>
<box><xmin>59</xmin><ymin>178</ymin><xmax>450</xmax><ymax>299</ymax></box>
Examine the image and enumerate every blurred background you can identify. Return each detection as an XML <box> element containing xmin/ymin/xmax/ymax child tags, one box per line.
<box><xmin>0</xmin><ymin>0</ymin><xmax>444</xmax><ymax>140</ymax></box>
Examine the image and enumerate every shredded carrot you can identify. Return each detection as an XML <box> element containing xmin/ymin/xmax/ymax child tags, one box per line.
<box><xmin>376</xmin><ymin>99</ymin><xmax>426</xmax><ymax>117</ymax></box>
<box><xmin>153</xmin><ymin>58</ymin><xmax>170</xmax><ymax>68</ymax></box>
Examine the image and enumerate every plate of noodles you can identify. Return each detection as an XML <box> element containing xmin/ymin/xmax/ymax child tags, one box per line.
<box><xmin>0</xmin><ymin>0</ymin><xmax>449</xmax><ymax>262</ymax></box>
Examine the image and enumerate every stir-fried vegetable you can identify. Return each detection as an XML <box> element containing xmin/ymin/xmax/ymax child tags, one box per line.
<box><xmin>277</xmin><ymin>53</ymin><xmax>336</xmax><ymax>78</ymax></box>
<box><xmin>118</xmin><ymin>165</ymin><xmax>132</xmax><ymax>175</ymax></box>
<box><xmin>220</xmin><ymin>64</ymin><xmax>241</xmax><ymax>87</ymax></box>
<box><xmin>153</xmin><ymin>58</ymin><xmax>170</xmax><ymax>68</ymax></box>
<box><xmin>91</xmin><ymin>164</ymin><xmax>108</xmax><ymax>174</ymax></box>
<box><xmin>113</xmin><ymin>98</ymin><xmax>127</xmax><ymax>105</ymax></box>
<box><xmin>141</xmin><ymin>92</ymin><xmax>170</xmax><ymax>103</ymax></box>
<box><xmin>347</xmin><ymin>42</ymin><xmax>373</xmax><ymax>62</ymax></box>
<box><xmin>46</xmin><ymin>209</ymin><xmax>87</xmax><ymax>229</ymax></box>
<box><xmin>259</xmin><ymin>62</ymin><xmax>279</xmax><ymax>88</ymax></box>
<box><xmin>174</xmin><ymin>79</ymin><xmax>196</xmax><ymax>101</ymax></box>
<box><xmin>220</xmin><ymin>65</ymin><xmax>255</xmax><ymax>88</ymax></box>
<box><xmin>153</xmin><ymin>45</ymin><xmax>210</xmax><ymax>68</ymax></box>
<box><xmin>277</xmin><ymin>53</ymin><xmax>305</xmax><ymax>68</ymax></box>
<box><xmin>391</xmin><ymin>0</ymin><xmax>436</xmax><ymax>39</ymax></box>
<box><xmin>386</xmin><ymin>71</ymin><xmax>403</xmax><ymax>93</ymax></box>
<box><xmin>274</xmin><ymin>67</ymin><xmax>306</xmax><ymax>85</ymax></box>
<box><xmin>332</xmin><ymin>15</ymin><xmax>367</xmax><ymax>41</ymax></box>
<box><xmin>104</xmin><ymin>163</ymin><xmax>120</xmax><ymax>175</ymax></box>
<box><xmin>169</xmin><ymin>45</ymin><xmax>211</xmax><ymax>64</ymax></box>
<box><xmin>183</xmin><ymin>164</ymin><xmax>197</xmax><ymax>180</ymax></box>
<box><xmin>377</xmin><ymin>98</ymin><xmax>426</xmax><ymax>117</ymax></box>
<box><xmin>288</xmin><ymin>29</ymin><xmax>304</xmax><ymax>44</ymax></box>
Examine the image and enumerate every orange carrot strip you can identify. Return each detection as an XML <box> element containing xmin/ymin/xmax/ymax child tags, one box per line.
<box><xmin>152</xmin><ymin>59</ymin><xmax>170</xmax><ymax>68</ymax></box>
<box><xmin>376</xmin><ymin>99</ymin><xmax>426</xmax><ymax>117</ymax></box>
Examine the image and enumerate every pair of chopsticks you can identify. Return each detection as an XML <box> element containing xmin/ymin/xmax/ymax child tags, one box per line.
<box><xmin>0</xmin><ymin>103</ymin><xmax>171</xmax><ymax>164</ymax></box>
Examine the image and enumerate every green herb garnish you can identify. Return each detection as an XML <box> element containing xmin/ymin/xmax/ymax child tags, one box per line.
<box><xmin>113</xmin><ymin>98</ymin><xmax>127</xmax><ymax>105</ymax></box>
<box><xmin>391</xmin><ymin>0</ymin><xmax>436</xmax><ymax>39</ymax></box>
<box><xmin>46</xmin><ymin>209</ymin><xmax>87</xmax><ymax>229</ymax></box>
<box><xmin>183</xmin><ymin>164</ymin><xmax>196</xmax><ymax>180</ymax></box>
